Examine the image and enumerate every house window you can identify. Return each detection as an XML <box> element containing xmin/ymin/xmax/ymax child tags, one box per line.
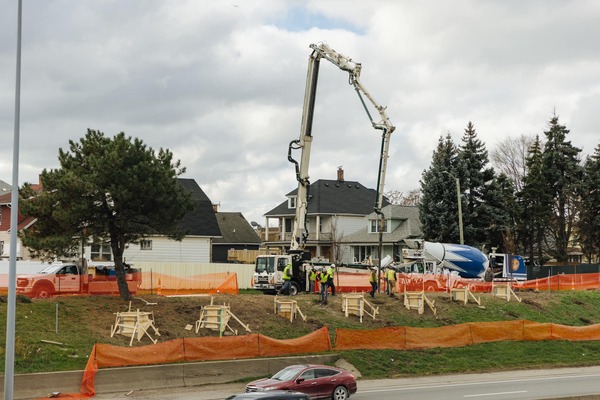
<box><xmin>91</xmin><ymin>243</ymin><xmax>112</xmax><ymax>261</ymax></box>
<box><xmin>353</xmin><ymin>246</ymin><xmax>373</xmax><ymax>263</ymax></box>
<box><xmin>285</xmin><ymin>218</ymin><xmax>293</xmax><ymax>233</ymax></box>
<box><xmin>369</xmin><ymin>219</ymin><xmax>388</xmax><ymax>233</ymax></box>
<box><xmin>140</xmin><ymin>240</ymin><xmax>152</xmax><ymax>250</ymax></box>
<box><xmin>288</xmin><ymin>196</ymin><xmax>297</xmax><ymax>209</ymax></box>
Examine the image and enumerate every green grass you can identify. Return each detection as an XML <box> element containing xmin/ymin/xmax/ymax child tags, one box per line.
<box><xmin>2</xmin><ymin>290</ymin><xmax>600</xmax><ymax>377</ymax></box>
<box><xmin>340</xmin><ymin>340</ymin><xmax>600</xmax><ymax>378</ymax></box>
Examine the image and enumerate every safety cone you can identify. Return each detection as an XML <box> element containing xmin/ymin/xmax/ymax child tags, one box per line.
<box><xmin>157</xmin><ymin>277</ymin><xmax>162</xmax><ymax>296</ymax></box>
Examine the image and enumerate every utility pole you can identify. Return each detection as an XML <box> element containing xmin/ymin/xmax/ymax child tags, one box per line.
<box><xmin>444</xmin><ymin>171</ymin><xmax>464</xmax><ymax>245</ymax></box>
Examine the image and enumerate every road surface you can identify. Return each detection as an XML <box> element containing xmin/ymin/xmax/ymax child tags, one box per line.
<box><xmin>93</xmin><ymin>366</ymin><xmax>600</xmax><ymax>400</ymax></box>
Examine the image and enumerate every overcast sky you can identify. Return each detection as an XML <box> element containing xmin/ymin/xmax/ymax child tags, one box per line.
<box><xmin>1</xmin><ymin>0</ymin><xmax>599</xmax><ymax>226</ymax></box>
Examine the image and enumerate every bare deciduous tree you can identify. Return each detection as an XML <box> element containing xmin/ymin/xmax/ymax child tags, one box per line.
<box><xmin>385</xmin><ymin>189</ymin><xmax>421</xmax><ymax>206</ymax></box>
<box><xmin>490</xmin><ymin>134</ymin><xmax>536</xmax><ymax>192</ymax></box>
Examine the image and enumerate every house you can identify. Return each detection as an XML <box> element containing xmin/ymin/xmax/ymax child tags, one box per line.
<box><xmin>0</xmin><ymin>179</ymin><xmax>10</xmax><ymax>194</ymax></box>
<box><xmin>339</xmin><ymin>204</ymin><xmax>423</xmax><ymax>265</ymax></box>
<box><xmin>0</xmin><ymin>182</ymin><xmax>37</xmax><ymax>260</ymax></box>
<box><xmin>262</xmin><ymin>168</ymin><xmax>390</xmax><ymax>262</ymax></box>
<box><xmin>86</xmin><ymin>178</ymin><xmax>222</xmax><ymax>263</ymax></box>
<box><xmin>212</xmin><ymin>211</ymin><xmax>261</xmax><ymax>263</ymax></box>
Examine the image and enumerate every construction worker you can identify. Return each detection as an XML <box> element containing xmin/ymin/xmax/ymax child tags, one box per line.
<box><xmin>319</xmin><ymin>267</ymin><xmax>329</xmax><ymax>305</ymax></box>
<box><xmin>327</xmin><ymin>263</ymin><xmax>336</xmax><ymax>296</ymax></box>
<box><xmin>369</xmin><ymin>267</ymin><xmax>378</xmax><ymax>298</ymax></box>
<box><xmin>279</xmin><ymin>262</ymin><xmax>293</xmax><ymax>295</ymax></box>
<box><xmin>386</xmin><ymin>266</ymin><xmax>397</xmax><ymax>297</ymax></box>
<box><xmin>308</xmin><ymin>266</ymin><xmax>317</xmax><ymax>293</ymax></box>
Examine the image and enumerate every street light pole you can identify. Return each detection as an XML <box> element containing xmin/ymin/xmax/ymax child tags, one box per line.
<box><xmin>444</xmin><ymin>171</ymin><xmax>464</xmax><ymax>245</ymax></box>
<box><xmin>455</xmin><ymin>176</ymin><xmax>464</xmax><ymax>245</ymax></box>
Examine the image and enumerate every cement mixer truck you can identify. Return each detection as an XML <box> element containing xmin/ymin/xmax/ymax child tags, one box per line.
<box><xmin>401</xmin><ymin>241</ymin><xmax>527</xmax><ymax>284</ymax></box>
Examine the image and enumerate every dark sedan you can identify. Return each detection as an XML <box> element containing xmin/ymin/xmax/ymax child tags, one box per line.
<box><xmin>226</xmin><ymin>391</ymin><xmax>310</xmax><ymax>400</ymax></box>
<box><xmin>245</xmin><ymin>364</ymin><xmax>357</xmax><ymax>400</ymax></box>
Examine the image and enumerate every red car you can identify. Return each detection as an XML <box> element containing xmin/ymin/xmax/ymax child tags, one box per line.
<box><xmin>245</xmin><ymin>364</ymin><xmax>357</xmax><ymax>400</ymax></box>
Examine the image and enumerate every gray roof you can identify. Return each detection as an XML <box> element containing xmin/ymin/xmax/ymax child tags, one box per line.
<box><xmin>177</xmin><ymin>178</ymin><xmax>221</xmax><ymax>237</ymax></box>
<box><xmin>341</xmin><ymin>205</ymin><xmax>422</xmax><ymax>244</ymax></box>
<box><xmin>0</xmin><ymin>180</ymin><xmax>11</xmax><ymax>195</ymax></box>
<box><xmin>213</xmin><ymin>212</ymin><xmax>261</xmax><ymax>244</ymax></box>
<box><xmin>264</xmin><ymin>179</ymin><xmax>390</xmax><ymax>217</ymax></box>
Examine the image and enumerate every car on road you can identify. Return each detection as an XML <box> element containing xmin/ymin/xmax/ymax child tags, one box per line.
<box><xmin>245</xmin><ymin>364</ymin><xmax>357</xmax><ymax>400</ymax></box>
<box><xmin>226</xmin><ymin>391</ymin><xmax>310</xmax><ymax>400</ymax></box>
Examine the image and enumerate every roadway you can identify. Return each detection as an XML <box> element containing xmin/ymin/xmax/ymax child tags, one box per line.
<box><xmin>93</xmin><ymin>366</ymin><xmax>600</xmax><ymax>400</ymax></box>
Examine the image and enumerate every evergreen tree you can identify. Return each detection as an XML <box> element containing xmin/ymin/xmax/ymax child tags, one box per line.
<box><xmin>482</xmin><ymin>173</ymin><xmax>517</xmax><ymax>252</ymax></box>
<box><xmin>457</xmin><ymin>122</ymin><xmax>504</xmax><ymax>248</ymax></box>
<box><xmin>541</xmin><ymin>115</ymin><xmax>583</xmax><ymax>263</ymax></box>
<box><xmin>19</xmin><ymin>129</ymin><xmax>196</xmax><ymax>300</ymax></box>
<box><xmin>419</xmin><ymin>133</ymin><xmax>460</xmax><ymax>243</ymax></box>
<box><xmin>577</xmin><ymin>143</ymin><xmax>600</xmax><ymax>262</ymax></box>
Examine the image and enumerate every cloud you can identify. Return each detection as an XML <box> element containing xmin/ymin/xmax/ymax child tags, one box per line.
<box><xmin>1</xmin><ymin>0</ymin><xmax>599</xmax><ymax>227</ymax></box>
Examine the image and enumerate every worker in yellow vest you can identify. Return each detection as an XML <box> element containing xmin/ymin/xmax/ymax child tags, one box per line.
<box><xmin>386</xmin><ymin>266</ymin><xmax>397</xmax><ymax>297</ymax></box>
<box><xmin>308</xmin><ymin>266</ymin><xmax>317</xmax><ymax>293</ymax></box>
<box><xmin>369</xmin><ymin>267</ymin><xmax>378</xmax><ymax>298</ymax></box>
<box><xmin>319</xmin><ymin>267</ymin><xmax>330</xmax><ymax>305</ymax></box>
<box><xmin>279</xmin><ymin>262</ymin><xmax>293</xmax><ymax>295</ymax></box>
<box><xmin>327</xmin><ymin>263</ymin><xmax>336</xmax><ymax>296</ymax></box>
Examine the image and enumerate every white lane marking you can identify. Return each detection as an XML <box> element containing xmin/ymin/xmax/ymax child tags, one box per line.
<box><xmin>357</xmin><ymin>372</ymin><xmax>600</xmax><ymax>394</ymax></box>
<box><xmin>464</xmin><ymin>391</ymin><xmax>527</xmax><ymax>397</ymax></box>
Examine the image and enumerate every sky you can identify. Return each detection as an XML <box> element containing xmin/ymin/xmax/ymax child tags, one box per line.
<box><xmin>1</xmin><ymin>0</ymin><xmax>599</xmax><ymax>227</ymax></box>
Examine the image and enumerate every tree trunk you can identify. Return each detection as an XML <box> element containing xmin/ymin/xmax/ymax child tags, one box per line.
<box><xmin>111</xmin><ymin>237</ymin><xmax>131</xmax><ymax>301</ymax></box>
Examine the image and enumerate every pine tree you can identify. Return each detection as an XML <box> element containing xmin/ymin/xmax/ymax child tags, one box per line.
<box><xmin>457</xmin><ymin>122</ymin><xmax>504</xmax><ymax>248</ymax></box>
<box><xmin>419</xmin><ymin>133</ymin><xmax>461</xmax><ymax>243</ymax></box>
<box><xmin>541</xmin><ymin>115</ymin><xmax>583</xmax><ymax>263</ymax></box>
<box><xmin>577</xmin><ymin>143</ymin><xmax>600</xmax><ymax>262</ymax></box>
<box><xmin>518</xmin><ymin>136</ymin><xmax>552</xmax><ymax>264</ymax></box>
<box><xmin>19</xmin><ymin>130</ymin><xmax>196</xmax><ymax>300</ymax></box>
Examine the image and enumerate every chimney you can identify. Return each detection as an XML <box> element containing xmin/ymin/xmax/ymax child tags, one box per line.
<box><xmin>337</xmin><ymin>166</ymin><xmax>344</xmax><ymax>182</ymax></box>
<box><xmin>212</xmin><ymin>203</ymin><xmax>220</xmax><ymax>213</ymax></box>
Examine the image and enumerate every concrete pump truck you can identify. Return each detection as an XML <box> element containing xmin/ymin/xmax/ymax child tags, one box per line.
<box><xmin>253</xmin><ymin>43</ymin><xmax>395</xmax><ymax>295</ymax></box>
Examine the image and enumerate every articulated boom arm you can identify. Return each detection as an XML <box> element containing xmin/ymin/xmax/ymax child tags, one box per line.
<box><xmin>288</xmin><ymin>43</ymin><xmax>395</xmax><ymax>251</ymax></box>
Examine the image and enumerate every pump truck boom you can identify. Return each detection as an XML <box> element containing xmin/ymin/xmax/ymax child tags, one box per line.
<box><xmin>253</xmin><ymin>43</ymin><xmax>395</xmax><ymax>295</ymax></box>
<box><xmin>288</xmin><ymin>43</ymin><xmax>395</xmax><ymax>252</ymax></box>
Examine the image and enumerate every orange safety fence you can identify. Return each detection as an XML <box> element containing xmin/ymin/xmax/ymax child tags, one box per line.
<box><xmin>37</xmin><ymin>319</ymin><xmax>600</xmax><ymax>399</ymax></box>
<box><xmin>138</xmin><ymin>271</ymin><xmax>239</xmax><ymax>295</ymax></box>
<box><xmin>334</xmin><ymin>320</ymin><xmax>600</xmax><ymax>351</ymax></box>
<box><xmin>41</xmin><ymin>327</ymin><xmax>331</xmax><ymax>398</ymax></box>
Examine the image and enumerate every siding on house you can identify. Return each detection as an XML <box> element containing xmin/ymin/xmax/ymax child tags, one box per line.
<box><xmin>86</xmin><ymin>236</ymin><xmax>212</xmax><ymax>263</ymax></box>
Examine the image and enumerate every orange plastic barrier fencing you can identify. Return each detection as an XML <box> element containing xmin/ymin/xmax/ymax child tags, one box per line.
<box><xmin>334</xmin><ymin>320</ymin><xmax>600</xmax><ymax>351</ymax></box>
<box><xmin>258</xmin><ymin>327</ymin><xmax>332</xmax><ymax>357</ymax></box>
<box><xmin>41</xmin><ymin>320</ymin><xmax>600</xmax><ymax>399</ymax></box>
<box><xmin>139</xmin><ymin>271</ymin><xmax>239</xmax><ymax>295</ymax></box>
<box><xmin>74</xmin><ymin>327</ymin><xmax>331</xmax><ymax>397</ymax></box>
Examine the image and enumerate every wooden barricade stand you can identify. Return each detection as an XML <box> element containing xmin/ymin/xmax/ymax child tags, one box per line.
<box><xmin>450</xmin><ymin>286</ymin><xmax>481</xmax><ymax>305</ymax></box>
<box><xmin>341</xmin><ymin>293</ymin><xmax>379</xmax><ymax>323</ymax></box>
<box><xmin>274</xmin><ymin>296</ymin><xmax>307</xmax><ymax>322</ymax></box>
<box><xmin>195</xmin><ymin>297</ymin><xmax>251</xmax><ymax>336</ymax></box>
<box><xmin>491</xmin><ymin>281</ymin><xmax>522</xmax><ymax>302</ymax></box>
<box><xmin>111</xmin><ymin>302</ymin><xmax>161</xmax><ymax>346</ymax></box>
<box><xmin>404</xmin><ymin>288</ymin><xmax>437</xmax><ymax>315</ymax></box>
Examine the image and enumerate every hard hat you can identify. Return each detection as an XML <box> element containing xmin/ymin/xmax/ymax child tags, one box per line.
<box><xmin>330</xmin><ymin>263</ymin><xmax>335</xmax><ymax>267</ymax></box>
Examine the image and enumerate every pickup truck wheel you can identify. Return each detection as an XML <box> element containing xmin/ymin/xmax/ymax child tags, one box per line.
<box><xmin>34</xmin><ymin>284</ymin><xmax>54</xmax><ymax>299</ymax></box>
<box><xmin>289</xmin><ymin>282</ymin><xmax>300</xmax><ymax>296</ymax></box>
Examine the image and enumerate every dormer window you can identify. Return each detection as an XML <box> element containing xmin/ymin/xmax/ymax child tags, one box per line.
<box><xmin>288</xmin><ymin>196</ymin><xmax>297</xmax><ymax>209</ymax></box>
<box><xmin>369</xmin><ymin>219</ymin><xmax>389</xmax><ymax>233</ymax></box>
